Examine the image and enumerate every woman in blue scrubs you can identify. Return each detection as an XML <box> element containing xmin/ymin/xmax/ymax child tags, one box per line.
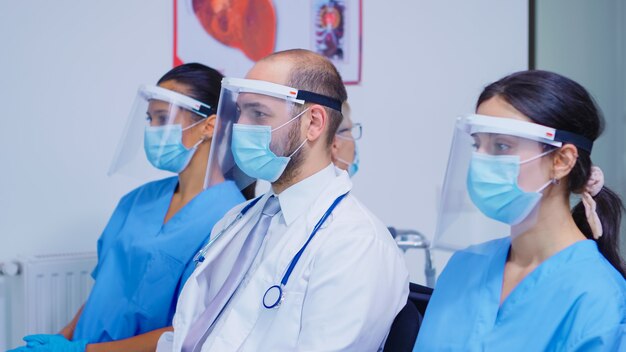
<box><xmin>12</xmin><ymin>64</ymin><xmax>250</xmax><ymax>352</ymax></box>
<box><xmin>416</xmin><ymin>70</ymin><xmax>625</xmax><ymax>351</ymax></box>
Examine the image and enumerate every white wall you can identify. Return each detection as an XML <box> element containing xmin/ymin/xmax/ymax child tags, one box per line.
<box><xmin>0</xmin><ymin>2</ymin><xmax>528</xmax><ymax>338</ymax></box>
<box><xmin>349</xmin><ymin>1</ymin><xmax>528</xmax><ymax>282</ymax></box>
<box><xmin>0</xmin><ymin>1</ymin><xmax>174</xmax><ymax>259</ymax></box>
<box><xmin>0</xmin><ymin>4</ymin><xmax>172</xmax><ymax>346</ymax></box>
<box><xmin>536</xmin><ymin>0</ymin><xmax>626</xmax><ymax>253</ymax></box>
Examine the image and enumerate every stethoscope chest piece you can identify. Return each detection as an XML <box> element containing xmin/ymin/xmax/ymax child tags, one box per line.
<box><xmin>263</xmin><ymin>284</ymin><xmax>284</xmax><ymax>309</ymax></box>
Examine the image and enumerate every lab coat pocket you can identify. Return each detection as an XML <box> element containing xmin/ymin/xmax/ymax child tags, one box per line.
<box><xmin>256</xmin><ymin>290</ymin><xmax>306</xmax><ymax>351</ymax></box>
<box><xmin>281</xmin><ymin>290</ymin><xmax>306</xmax><ymax>336</ymax></box>
<box><xmin>130</xmin><ymin>251</ymin><xmax>185</xmax><ymax>330</ymax></box>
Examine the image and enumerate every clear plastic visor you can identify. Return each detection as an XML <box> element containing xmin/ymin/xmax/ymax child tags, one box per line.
<box><xmin>433</xmin><ymin>115</ymin><xmax>557</xmax><ymax>253</ymax></box>
<box><xmin>108</xmin><ymin>85</ymin><xmax>210</xmax><ymax>181</ymax></box>
<box><xmin>205</xmin><ymin>79</ymin><xmax>306</xmax><ymax>191</ymax></box>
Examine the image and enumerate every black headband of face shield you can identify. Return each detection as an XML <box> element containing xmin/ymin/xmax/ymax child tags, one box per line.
<box><xmin>193</xmin><ymin>104</ymin><xmax>214</xmax><ymax>117</ymax></box>
<box><xmin>554</xmin><ymin>130</ymin><xmax>593</xmax><ymax>153</ymax></box>
<box><xmin>296</xmin><ymin>90</ymin><xmax>342</xmax><ymax>113</ymax></box>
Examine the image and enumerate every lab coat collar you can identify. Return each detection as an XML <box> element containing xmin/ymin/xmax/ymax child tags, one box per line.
<box><xmin>272</xmin><ymin>163</ymin><xmax>336</xmax><ymax>226</ymax></box>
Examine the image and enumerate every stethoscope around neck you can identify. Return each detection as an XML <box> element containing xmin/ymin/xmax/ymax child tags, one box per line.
<box><xmin>263</xmin><ymin>191</ymin><xmax>349</xmax><ymax>309</ymax></box>
<box><xmin>192</xmin><ymin>191</ymin><xmax>350</xmax><ymax>309</ymax></box>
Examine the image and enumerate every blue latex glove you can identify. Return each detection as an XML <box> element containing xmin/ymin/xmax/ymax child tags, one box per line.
<box><xmin>7</xmin><ymin>334</ymin><xmax>87</xmax><ymax>352</ymax></box>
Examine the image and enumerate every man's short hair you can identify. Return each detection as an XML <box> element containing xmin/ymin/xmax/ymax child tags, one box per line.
<box><xmin>265</xmin><ymin>49</ymin><xmax>348</xmax><ymax>148</ymax></box>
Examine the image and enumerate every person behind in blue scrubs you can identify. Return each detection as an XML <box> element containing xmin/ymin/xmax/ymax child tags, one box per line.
<box><xmin>10</xmin><ymin>64</ymin><xmax>251</xmax><ymax>352</ymax></box>
<box><xmin>415</xmin><ymin>70</ymin><xmax>625</xmax><ymax>351</ymax></box>
<box><xmin>331</xmin><ymin>101</ymin><xmax>361</xmax><ymax>177</ymax></box>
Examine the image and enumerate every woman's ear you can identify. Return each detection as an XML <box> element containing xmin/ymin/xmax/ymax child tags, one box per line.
<box><xmin>306</xmin><ymin>104</ymin><xmax>327</xmax><ymax>142</ymax></box>
<box><xmin>331</xmin><ymin>135</ymin><xmax>340</xmax><ymax>162</ymax></box>
<box><xmin>201</xmin><ymin>114</ymin><xmax>217</xmax><ymax>140</ymax></box>
<box><xmin>553</xmin><ymin>144</ymin><xmax>579</xmax><ymax>180</ymax></box>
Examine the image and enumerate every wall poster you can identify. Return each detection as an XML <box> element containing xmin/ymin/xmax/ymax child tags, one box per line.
<box><xmin>174</xmin><ymin>0</ymin><xmax>362</xmax><ymax>84</ymax></box>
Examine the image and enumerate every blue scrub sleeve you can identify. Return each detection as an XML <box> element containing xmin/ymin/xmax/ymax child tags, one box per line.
<box><xmin>569</xmin><ymin>324</ymin><xmax>626</xmax><ymax>350</ymax></box>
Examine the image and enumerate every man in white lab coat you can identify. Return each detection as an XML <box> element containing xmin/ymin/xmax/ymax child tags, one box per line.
<box><xmin>157</xmin><ymin>49</ymin><xmax>409</xmax><ymax>352</ymax></box>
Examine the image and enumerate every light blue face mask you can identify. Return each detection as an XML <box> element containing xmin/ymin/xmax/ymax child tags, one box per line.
<box><xmin>231</xmin><ymin>108</ymin><xmax>309</xmax><ymax>182</ymax></box>
<box><xmin>336</xmin><ymin>143</ymin><xmax>360</xmax><ymax>177</ymax></box>
<box><xmin>467</xmin><ymin>150</ymin><xmax>555</xmax><ymax>225</ymax></box>
<box><xmin>144</xmin><ymin>119</ymin><xmax>205</xmax><ymax>173</ymax></box>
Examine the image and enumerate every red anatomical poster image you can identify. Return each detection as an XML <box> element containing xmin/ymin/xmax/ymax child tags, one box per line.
<box><xmin>174</xmin><ymin>0</ymin><xmax>361</xmax><ymax>84</ymax></box>
<box><xmin>314</xmin><ymin>0</ymin><xmax>345</xmax><ymax>61</ymax></box>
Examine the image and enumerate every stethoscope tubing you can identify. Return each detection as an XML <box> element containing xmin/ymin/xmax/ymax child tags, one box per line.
<box><xmin>263</xmin><ymin>192</ymin><xmax>349</xmax><ymax>309</ymax></box>
<box><xmin>193</xmin><ymin>191</ymin><xmax>350</xmax><ymax>310</ymax></box>
<box><xmin>194</xmin><ymin>196</ymin><xmax>263</xmax><ymax>264</ymax></box>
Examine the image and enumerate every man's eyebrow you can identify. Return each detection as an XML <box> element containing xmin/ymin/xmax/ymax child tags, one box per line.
<box><xmin>240</xmin><ymin>102</ymin><xmax>269</xmax><ymax>110</ymax></box>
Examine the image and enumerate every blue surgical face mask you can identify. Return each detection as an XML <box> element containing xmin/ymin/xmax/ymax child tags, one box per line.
<box><xmin>144</xmin><ymin>119</ymin><xmax>205</xmax><ymax>173</ymax></box>
<box><xmin>467</xmin><ymin>149</ymin><xmax>555</xmax><ymax>225</ymax></box>
<box><xmin>231</xmin><ymin>108</ymin><xmax>309</xmax><ymax>182</ymax></box>
<box><xmin>336</xmin><ymin>143</ymin><xmax>359</xmax><ymax>177</ymax></box>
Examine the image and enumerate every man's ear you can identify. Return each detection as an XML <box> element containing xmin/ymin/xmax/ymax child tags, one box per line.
<box><xmin>305</xmin><ymin>104</ymin><xmax>327</xmax><ymax>142</ymax></box>
<box><xmin>201</xmin><ymin>115</ymin><xmax>217</xmax><ymax>140</ymax></box>
<box><xmin>552</xmin><ymin>144</ymin><xmax>579</xmax><ymax>180</ymax></box>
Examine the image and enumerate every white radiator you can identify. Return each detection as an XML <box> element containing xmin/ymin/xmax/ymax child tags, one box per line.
<box><xmin>2</xmin><ymin>252</ymin><xmax>96</xmax><ymax>349</ymax></box>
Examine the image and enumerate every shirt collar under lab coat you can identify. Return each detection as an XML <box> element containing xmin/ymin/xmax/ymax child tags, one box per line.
<box><xmin>272</xmin><ymin>163</ymin><xmax>336</xmax><ymax>226</ymax></box>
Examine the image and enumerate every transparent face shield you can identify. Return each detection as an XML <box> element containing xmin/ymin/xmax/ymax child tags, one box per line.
<box><xmin>209</xmin><ymin>77</ymin><xmax>343</xmax><ymax>185</ymax></box>
<box><xmin>334</xmin><ymin>123</ymin><xmax>361</xmax><ymax>176</ymax></box>
<box><xmin>433</xmin><ymin>114</ymin><xmax>593</xmax><ymax>252</ymax></box>
<box><xmin>108</xmin><ymin>85</ymin><xmax>214</xmax><ymax>183</ymax></box>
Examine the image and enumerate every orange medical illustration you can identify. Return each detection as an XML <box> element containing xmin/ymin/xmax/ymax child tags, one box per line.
<box><xmin>192</xmin><ymin>0</ymin><xmax>277</xmax><ymax>61</ymax></box>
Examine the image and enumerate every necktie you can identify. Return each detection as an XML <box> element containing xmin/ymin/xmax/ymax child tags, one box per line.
<box><xmin>182</xmin><ymin>195</ymin><xmax>281</xmax><ymax>352</ymax></box>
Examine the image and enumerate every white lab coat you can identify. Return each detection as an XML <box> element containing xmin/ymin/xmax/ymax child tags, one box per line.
<box><xmin>157</xmin><ymin>168</ymin><xmax>409</xmax><ymax>352</ymax></box>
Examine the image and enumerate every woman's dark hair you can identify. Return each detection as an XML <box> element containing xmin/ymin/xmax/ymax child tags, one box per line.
<box><xmin>157</xmin><ymin>62</ymin><xmax>223</xmax><ymax>116</ymax></box>
<box><xmin>477</xmin><ymin>70</ymin><xmax>625</xmax><ymax>278</ymax></box>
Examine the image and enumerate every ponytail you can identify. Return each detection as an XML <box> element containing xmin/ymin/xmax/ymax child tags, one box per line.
<box><xmin>572</xmin><ymin>186</ymin><xmax>626</xmax><ymax>278</ymax></box>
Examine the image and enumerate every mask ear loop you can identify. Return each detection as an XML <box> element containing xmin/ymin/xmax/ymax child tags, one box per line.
<box><xmin>519</xmin><ymin>148</ymin><xmax>558</xmax><ymax>193</ymax></box>
<box><xmin>272</xmin><ymin>108</ymin><xmax>310</xmax><ymax>132</ymax></box>
<box><xmin>277</xmin><ymin>107</ymin><xmax>311</xmax><ymax>158</ymax></box>
<box><xmin>519</xmin><ymin>148</ymin><xmax>557</xmax><ymax>165</ymax></box>
<box><xmin>334</xmin><ymin>157</ymin><xmax>351</xmax><ymax>167</ymax></box>
<box><xmin>536</xmin><ymin>177</ymin><xmax>559</xmax><ymax>193</ymax></box>
<box><xmin>182</xmin><ymin>117</ymin><xmax>209</xmax><ymax>150</ymax></box>
<box><xmin>335</xmin><ymin>133</ymin><xmax>355</xmax><ymax>141</ymax></box>
<box><xmin>182</xmin><ymin>116</ymin><xmax>208</xmax><ymax>131</ymax></box>
<box><xmin>288</xmin><ymin>138</ymin><xmax>307</xmax><ymax>158</ymax></box>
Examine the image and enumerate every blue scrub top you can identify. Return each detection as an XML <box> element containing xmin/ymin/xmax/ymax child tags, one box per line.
<box><xmin>415</xmin><ymin>238</ymin><xmax>626</xmax><ymax>351</ymax></box>
<box><xmin>73</xmin><ymin>177</ymin><xmax>244</xmax><ymax>343</ymax></box>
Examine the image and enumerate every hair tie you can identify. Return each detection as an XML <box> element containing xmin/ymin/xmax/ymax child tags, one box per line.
<box><xmin>581</xmin><ymin>166</ymin><xmax>604</xmax><ymax>240</ymax></box>
<box><xmin>585</xmin><ymin>166</ymin><xmax>604</xmax><ymax>196</ymax></box>
<box><xmin>582</xmin><ymin>192</ymin><xmax>603</xmax><ymax>240</ymax></box>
